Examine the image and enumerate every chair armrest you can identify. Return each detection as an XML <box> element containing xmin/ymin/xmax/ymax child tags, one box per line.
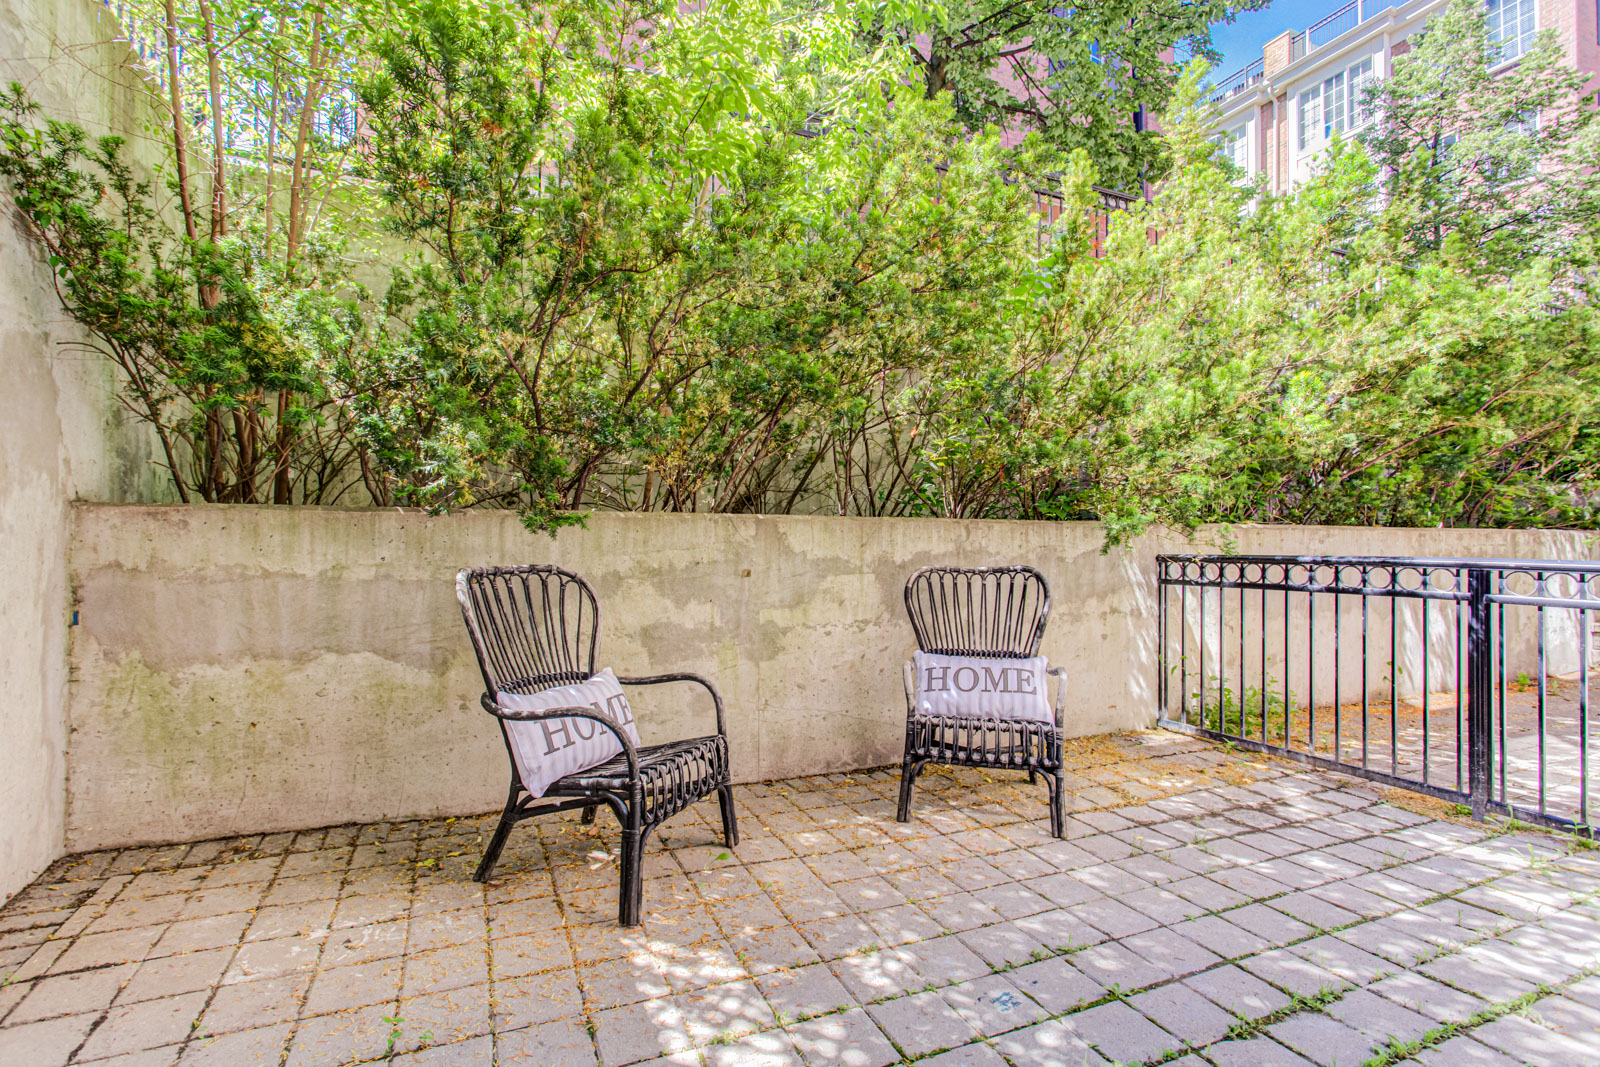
<box><xmin>615</xmin><ymin>673</ymin><xmax>727</xmax><ymax>737</ymax></box>
<box><xmin>1047</xmin><ymin>665</ymin><xmax>1066</xmax><ymax>729</ymax></box>
<box><xmin>481</xmin><ymin>692</ymin><xmax>640</xmax><ymax>782</ymax></box>
<box><xmin>903</xmin><ymin>661</ymin><xmax>917</xmax><ymax>719</ymax></box>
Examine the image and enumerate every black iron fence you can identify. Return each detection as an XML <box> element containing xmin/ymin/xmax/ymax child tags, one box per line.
<box><xmin>1209</xmin><ymin>58</ymin><xmax>1265</xmax><ymax>103</ymax></box>
<box><xmin>1157</xmin><ymin>555</ymin><xmax>1598</xmax><ymax>836</ymax></box>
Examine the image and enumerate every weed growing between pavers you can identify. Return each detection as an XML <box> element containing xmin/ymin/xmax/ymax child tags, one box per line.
<box><xmin>1357</xmin><ymin>968</ymin><xmax>1598</xmax><ymax>1067</ymax></box>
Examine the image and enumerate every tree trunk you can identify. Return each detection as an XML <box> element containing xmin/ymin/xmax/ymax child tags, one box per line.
<box><xmin>923</xmin><ymin>45</ymin><xmax>949</xmax><ymax>99</ymax></box>
<box><xmin>198</xmin><ymin>0</ymin><xmax>227</xmax><ymax>243</ymax></box>
<box><xmin>161</xmin><ymin>2</ymin><xmax>198</xmax><ymax>244</ymax></box>
<box><xmin>286</xmin><ymin>9</ymin><xmax>327</xmax><ymax>268</ymax></box>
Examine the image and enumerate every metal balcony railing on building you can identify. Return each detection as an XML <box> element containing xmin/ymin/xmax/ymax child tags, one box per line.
<box><xmin>1292</xmin><ymin>0</ymin><xmax>1405</xmax><ymax>62</ymax></box>
<box><xmin>1209</xmin><ymin>58</ymin><xmax>1265</xmax><ymax>103</ymax></box>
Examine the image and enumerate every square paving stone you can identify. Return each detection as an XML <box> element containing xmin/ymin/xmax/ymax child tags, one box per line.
<box><xmin>668</xmin><ymin>979</ymin><xmax>775</xmax><ymax>1048</ymax></box>
<box><xmin>1183</xmin><ymin>963</ymin><xmax>1291</xmax><ymax>1020</ymax></box>
<box><xmin>1286</xmin><ymin>935</ymin><xmax>1392</xmax><ymax>984</ymax></box>
<box><xmin>1022</xmin><ymin>874</ymin><xmax>1101</xmax><ymax>910</ymax></box>
<box><xmin>1412</xmin><ymin>1035</ymin><xmax>1524</xmax><ymax>1066</ymax></box>
<box><xmin>702</xmin><ymin>1027</ymin><xmax>802</xmax><ymax>1067</ymax></box>
<box><xmin>911</xmin><ymin>1041</ymin><xmax>1009</xmax><ymax>1067</ymax></box>
<box><xmin>591</xmin><ymin>996</ymin><xmax>691</xmax><ymax>1065</ymax></box>
<box><xmin>1266</xmin><ymin>891</ymin><xmax>1361</xmax><ymax>933</ymax></box>
<box><xmin>285</xmin><ymin>1002</ymin><xmax>398</xmax><ymax>1067</ymax></box>
<box><xmin>1121</xmin><ymin>887</ymin><xmax>1204</xmax><ymax>926</ymax></box>
<box><xmin>1166</xmin><ymin>875</ymin><xmax>1251</xmax><ymax>911</ymax></box>
<box><xmin>1066</xmin><ymin>940</ymin><xmax>1167</xmax><ymax>992</ymax></box>
<box><xmin>387</xmin><ymin>1033</ymin><xmax>493</xmax><ymax>1066</ymax></box>
<box><xmin>1012</xmin><ymin>910</ymin><xmax>1110</xmax><ymax>954</ymax></box>
<box><xmin>956</xmin><ymin>923</ymin><xmax>1048</xmax><ymax>970</ymax></box>
<box><xmin>1470</xmin><ymin>1012</ymin><xmax>1599</xmax><ymax>1067</ymax></box>
<box><xmin>76</xmin><ymin>990</ymin><xmax>208</xmax><ymax>1061</ymax></box>
<box><xmin>1007</xmin><ymin>956</ymin><xmax>1104</xmax><ymax>1015</ymax></box>
<box><xmin>1060</xmin><ymin>1000</ymin><xmax>1181</xmax><ymax>1064</ymax></box>
<box><xmin>1324</xmin><ymin>988</ymin><xmax>1434</xmax><ymax>1048</ymax></box>
<box><xmin>864</xmin><ymin>989</ymin><xmax>979</xmax><ymax>1058</ymax></box>
<box><xmin>1171</xmin><ymin>915</ymin><xmax>1270</xmax><ymax>960</ymax></box>
<box><xmin>786</xmin><ymin>1008</ymin><xmax>899</xmax><ymax>1067</ymax></box>
<box><xmin>178</xmin><ymin>1022</ymin><xmax>292</xmax><ymax>1066</ymax></box>
<box><xmin>1239</xmin><ymin>948</ymin><xmax>1349</xmax><ymax>997</ymax></box>
<box><xmin>1127</xmin><ymin>982</ymin><xmax>1236</xmax><ymax>1047</ymax></box>
<box><xmin>827</xmin><ymin>949</ymin><xmax>920</xmax><ymax>1004</ymax></box>
<box><xmin>1418</xmin><ymin>952</ymin><xmax>1535</xmax><ymax>1002</ymax></box>
<box><xmin>197</xmin><ymin>971</ymin><xmax>310</xmax><ymax>1035</ymax></box>
<box><xmin>1220</xmin><ymin>903</ymin><xmax>1314</xmax><ymax>947</ymax></box>
<box><xmin>754</xmin><ymin>963</ymin><xmax>853</xmax><ymax>1023</ymax></box>
<box><xmin>940</xmin><ymin>974</ymin><xmax>1044</xmax><ymax>1036</ymax></box>
<box><xmin>118</xmin><ymin>948</ymin><xmax>232</xmax><ymax>1004</ymax></box>
<box><xmin>0</xmin><ymin>1012</ymin><xmax>99</xmax><ymax>1067</ymax></box>
<box><xmin>1067</xmin><ymin>898</ymin><xmax>1159</xmax><ymax>939</ymax></box>
<box><xmin>734</xmin><ymin>927</ymin><xmax>822</xmax><ymax>975</ymax></box>
<box><xmin>1366</xmin><ymin>971</ymin><xmax>1485</xmax><ymax>1024</ymax></box>
<box><xmin>1203</xmin><ymin>1036</ymin><xmax>1317</xmax><ymax>1066</ymax></box>
<box><xmin>1120</xmin><ymin>927</ymin><xmax>1224</xmax><ymax>978</ymax></box>
<box><xmin>49</xmin><ymin>927</ymin><xmax>166</xmax><ymax>974</ymax></box>
<box><xmin>9</xmin><ymin>963</ymin><xmax>136</xmax><ymax>1024</ymax></box>
<box><xmin>1267</xmin><ymin>1012</ymin><xmax>1378</xmax><ymax>1067</ymax></box>
<box><xmin>991</xmin><ymin>1018</ymin><xmax>1110</xmax><ymax>1067</ymax></box>
<box><xmin>394</xmin><ymin>984</ymin><xmax>493</xmax><ymax>1052</ymax></box>
<box><xmin>496</xmin><ymin>1016</ymin><xmax>599</xmax><ymax>1066</ymax></box>
<box><xmin>1526</xmin><ymin>992</ymin><xmax>1600</xmax><ymax>1039</ymax></box>
<box><xmin>896</xmin><ymin>935</ymin><xmax>991</xmax><ymax>988</ymax></box>
<box><xmin>1331</xmin><ymin>917</ymin><xmax>1438</xmax><ymax>967</ymax></box>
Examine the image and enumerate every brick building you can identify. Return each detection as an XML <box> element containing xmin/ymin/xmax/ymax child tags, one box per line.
<box><xmin>1208</xmin><ymin>0</ymin><xmax>1600</xmax><ymax>191</ymax></box>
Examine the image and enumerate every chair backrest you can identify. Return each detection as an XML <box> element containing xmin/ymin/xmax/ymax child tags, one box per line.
<box><xmin>904</xmin><ymin>565</ymin><xmax>1051</xmax><ymax>658</ymax></box>
<box><xmin>456</xmin><ymin>565</ymin><xmax>600</xmax><ymax>697</ymax></box>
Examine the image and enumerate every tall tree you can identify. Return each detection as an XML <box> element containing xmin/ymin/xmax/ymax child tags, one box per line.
<box><xmin>1363</xmin><ymin>0</ymin><xmax>1600</xmax><ymax>272</ymax></box>
<box><xmin>0</xmin><ymin>1</ymin><xmax>380</xmax><ymax>504</ymax></box>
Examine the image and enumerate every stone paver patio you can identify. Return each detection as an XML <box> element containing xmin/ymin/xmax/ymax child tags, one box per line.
<box><xmin>2</xmin><ymin>732</ymin><xmax>1598</xmax><ymax>1067</ymax></box>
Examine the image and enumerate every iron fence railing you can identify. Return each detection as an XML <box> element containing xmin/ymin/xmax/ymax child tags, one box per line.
<box><xmin>1030</xmin><ymin>185</ymin><xmax>1140</xmax><ymax>256</ymax></box>
<box><xmin>1157</xmin><ymin>555</ymin><xmax>1598</xmax><ymax>837</ymax></box>
<box><xmin>1209</xmin><ymin>58</ymin><xmax>1266</xmax><ymax>103</ymax></box>
<box><xmin>1290</xmin><ymin>0</ymin><xmax>1406</xmax><ymax>62</ymax></box>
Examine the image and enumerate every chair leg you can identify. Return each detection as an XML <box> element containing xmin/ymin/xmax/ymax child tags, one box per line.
<box><xmin>1047</xmin><ymin>771</ymin><xmax>1065</xmax><ymax>840</ymax></box>
<box><xmin>580</xmin><ymin>805</ymin><xmax>598</xmax><ymax>825</ymax></box>
<box><xmin>717</xmin><ymin>785</ymin><xmax>740</xmax><ymax>848</ymax></box>
<box><xmin>896</xmin><ymin>759</ymin><xmax>923</xmax><ymax>823</ymax></box>
<box><xmin>618</xmin><ymin>826</ymin><xmax>644</xmax><ymax>927</ymax></box>
<box><xmin>1029</xmin><ymin>769</ymin><xmax>1038</xmax><ymax>785</ymax></box>
<box><xmin>475</xmin><ymin>781</ymin><xmax>521</xmax><ymax>883</ymax></box>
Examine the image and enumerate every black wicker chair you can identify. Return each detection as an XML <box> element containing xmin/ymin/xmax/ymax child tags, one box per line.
<box><xmin>897</xmin><ymin>565</ymin><xmax>1068</xmax><ymax>838</ymax></box>
<box><xmin>456</xmin><ymin>565</ymin><xmax>737</xmax><ymax>926</ymax></box>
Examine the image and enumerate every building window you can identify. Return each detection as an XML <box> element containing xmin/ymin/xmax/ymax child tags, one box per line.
<box><xmin>1298</xmin><ymin>56</ymin><xmax>1376</xmax><ymax>153</ymax></box>
<box><xmin>1217</xmin><ymin>126</ymin><xmax>1249</xmax><ymax>170</ymax></box>
<box><xmin>1487</xmin><ymin>0</ymin><xmax>1537</xmax><ymax>63</ymax></box>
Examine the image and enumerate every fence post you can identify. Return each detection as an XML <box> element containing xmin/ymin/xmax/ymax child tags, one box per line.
<box><xmin>1467</xmin><ymin>568</ymin><xmax>1493</xmax><ymax>821</ymax></box>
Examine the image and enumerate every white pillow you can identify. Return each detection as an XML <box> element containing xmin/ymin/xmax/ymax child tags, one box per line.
<box><xmin>496</xmin><ymin>668</ymin><xmax>643</xmax><ymax>798</ymax></box>
<box><xmin>911</xmin><ymin>651</ymin><xmax>1053</xmax><ymax>724</ymax></box>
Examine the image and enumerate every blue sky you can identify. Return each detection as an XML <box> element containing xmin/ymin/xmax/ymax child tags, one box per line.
<box><xmin>1207</xmin><ymin>0</ymin><xmax>1334</xmax><ymax>79</ymax></box>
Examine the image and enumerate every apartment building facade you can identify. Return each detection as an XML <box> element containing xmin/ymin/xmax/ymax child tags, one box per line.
<box><xmin>1209</xmin><ymin>0</ymin><xmax>1600</xmax><ymax>192</ymax></box>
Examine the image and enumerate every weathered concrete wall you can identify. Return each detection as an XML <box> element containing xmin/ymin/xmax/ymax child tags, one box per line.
<box><xmin>64</xmin><ymin>506</ymin><xmax>1156</xmax><ymax>850</ymax></box>
<box><xmin>64</xmin><ymin>505</ymin><xmax>1596</xmax><ymax>852</ymax></box>
<box><xmin>0</xmin><ymin>1</ymin><xmax>176</xmax><ymax>900</ymax></box>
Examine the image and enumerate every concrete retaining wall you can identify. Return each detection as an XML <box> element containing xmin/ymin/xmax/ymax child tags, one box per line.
<box><xmin>64</xmin><ymin>505</ymin><xmax>1595</xmax><ymax>852</ymax></box>
<box><xmin>0</xmin><ymin>0</ymin><xmax>175</xmax><ymax>901</ymax></box>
